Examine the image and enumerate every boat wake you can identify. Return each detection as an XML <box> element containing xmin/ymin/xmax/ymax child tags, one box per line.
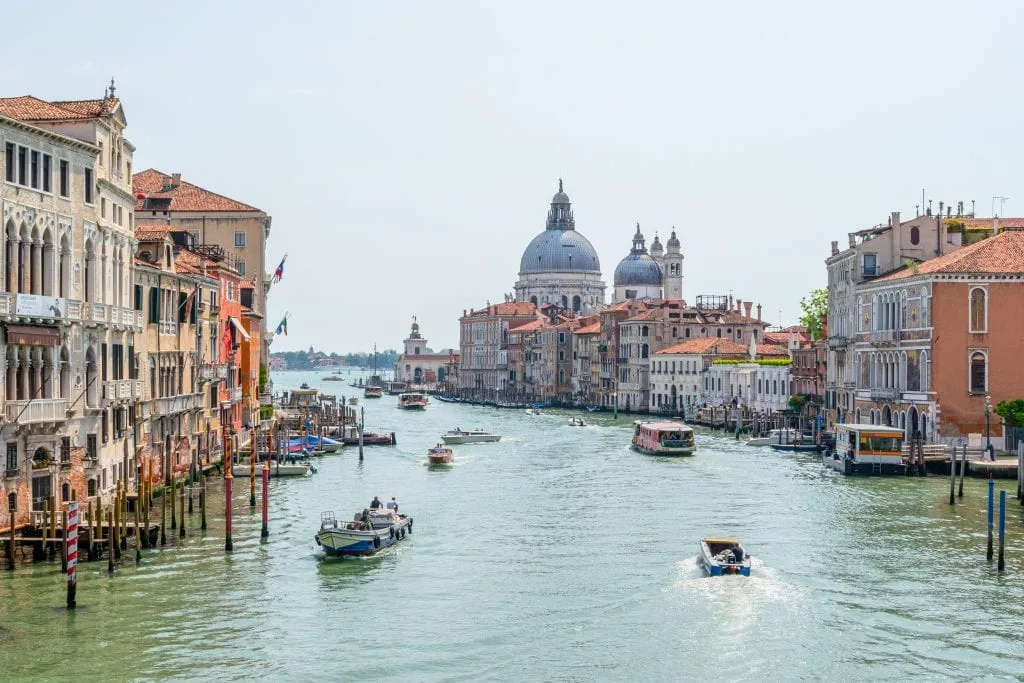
<box><xmin>669</xmin><ymin>557</ymin><xmax>806</xmax><ymax>604</ymax></box>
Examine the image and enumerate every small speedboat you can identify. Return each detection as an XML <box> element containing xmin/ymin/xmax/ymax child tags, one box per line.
<box><xmin>441</xmin><ymin>428</ymin><xmax>501</xmax><ymax>445</ymax></box>
<box><xmin>341</xmin><ymin>431</ymin><xmax>395</xmax><ymax>446</ymax></box>
<box><xmin>699</xmin><ymin>537</ymin><xmax>751</xmax><ymax>576</ymax></box>
<box><xmin>232</xmin><ymin>461</ymin><xmax>313</xmax><ymax>477</ymax></box>
<box><xmin>745</xmin><ymin>436</ymin><xmax>770</xmax><ymax>447</ymax></box>
<box><xmin>525</xmin><ymin>408</ymin><xmax>542</xmax><ymax>416</ymax></box>
<box><xmin>427</xmin><ymin>445</ymin><xmax>454</xmax><ymax>465</ymax></box>
<box><xmin>315</xmin><ymin>509</ymin><xmax>413</xmax><ymax>557</ymax></box>
<box><xmin>568</xmin><ymin>417</ymin><xmax>587</xmax><ymax>427</ymax></box>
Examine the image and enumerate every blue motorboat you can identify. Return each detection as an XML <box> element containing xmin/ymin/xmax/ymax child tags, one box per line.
<box><xmin>699</xmin><ymin>537</ymin><xmax>751</xmax><ymax>576</ymax></box>
<box><xmin>287</xmin><ymin>435</ymin><xmax>343</xmax><ymax>453</ymax></box>
<box><xmin>315</xmin><ymin>509</ymin><xmax>412</xmax><ymax>557</ymax></box>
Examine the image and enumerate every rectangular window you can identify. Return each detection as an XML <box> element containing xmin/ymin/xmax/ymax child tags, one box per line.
<box><xmin>42</xmin><ymin>154</ymin><xmax>51</xmax><ymax>192</ymax></box>
<box><xmin>29</xmin><ymin>150</ymin><xmax>39</xmax><ymax>188</ymax></box>
<box><xmin>102</xmin><ymin>411</ymin><xmax>109</xmax><ymax>443</ymax></box>
<box><xmin>149</xmin><ymin>287</ymin><xmax>160</xmax><ymax>324</ymax></box>
<box><xmin>61</xmin><ymin>437</ymin><xmax>71</xmax><ymax>464</ymax></box>
<box><xmin>236</xmin><ymin>259</ymin><xmax>246</xmax><ymax>276</ymax></box>
<box><xmin>4</xmin><ymin>142</ymin><xmax>13</xmax><ymax>182</ymax></box>
<box><xmin>134</xmin><ymin>284</ymin><xmax>143</xmax><ymax>311</ymax></box>
<box><xmin>18</xmin><ymin>146</ymin><xmax>27</xmax><ymax>184</ymax></box>
<box><xmin>129</xmin><ymin>345</ymin><xmax>137</xmax><ymax>380</ymax></box>
<box><xmin>84</xmin><ymin>168</ymin><xmax>94</xmax><ymax>204</ymax></box>
<box><xmin>101</xmin><ymin>197</ymin><xmax>107</xmax><ymax>218</ymax></box>
<box><xmin>59</xmin><ymin>160</ymin><xmax>69</xmax><ymax>197</ymax></box>
<box><xmin>863</xmin><ymin>253</ymin><xmax>878</xmax><ymax>277</ymax></box>
<box><xmin>234</xmin><ymin>231</ymin><xmax>246</xmax><ymax>247</ymax></box>
<box><xmin>101</xmin><ymin>343</ymin><xmax>108</xmax><ymax>381</ymax></box>
<box><xmin>86</xmin><ymin>434</ymin><xmax>97</xmax><ymax>460</ymax></box>
<box><xmin>5</xmin><ymin>443</ymin><xmax>16</xmax><ymax>472</ymax></box>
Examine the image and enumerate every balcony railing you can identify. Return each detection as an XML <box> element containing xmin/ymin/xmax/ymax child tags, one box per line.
<box><xmin>152</xmin><ymin>393</ymin><xmax>199</xmax><ymax>415</ymax></box>
<box><xmin>160</xmin><ymin>321</ymin><xmax>178</xmax><ymax>336</ymax></box>
<box><xmin>66</xmin><ymin>299</ymin><xmax>82</xmax><ymax>320</ymax></box>
<box><xmin>135</xmin><ymin>311</ymin><xmax>143</xmax><ymax>327</ymax></box>
<box><xmin>869</xmin><ymin>387</ymin><xmax>900</xmax><ymax>401</ymax></box>
<box><xmin>0</xmin><ymin>292</ymin><xmax>10</xmax><ymax>315</ymax></box>
<box><xmin>91</xmin><ymin>302</ymin><xmax>106</xmax><ymax>323</ymax></box>
<box><xmin>229</xmin><ymin>387</ymin><xmax>242</xmax><ymax>403</ymax></box>
<box><xmin>5</xmin><ymin>398</ymin><xmax>68</xmax><ymax>424</ymax></box>
<box><xmin>827</xmin><ymin>336</ymin><xmax>851</xmax><ymax>349</ymax></box>
<box><xmin>870</xmin><ymin>330</ymin><xmax>896</xmax><ymax>345</ymax></box>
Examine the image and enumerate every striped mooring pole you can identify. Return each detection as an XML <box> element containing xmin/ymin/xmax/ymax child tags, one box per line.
<box><xmin>67</xmin><ymin>501</ymin><xmax>79</xmax><ymax>609</ymax></box>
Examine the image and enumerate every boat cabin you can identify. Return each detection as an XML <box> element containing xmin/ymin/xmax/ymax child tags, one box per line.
<box><xmin>632</xmin><ymin>421</ymin><xmax>696</xmax><ymax>456</ymax></box>
<box><xmin>827</xmin><ymin>424</ymin><xmax>906</xmax><ymax>475</ymax></box>
<box><xmin>284</xmin><ymin>387</ymin><xmax>319</xmax><ymax>409</ymax></box>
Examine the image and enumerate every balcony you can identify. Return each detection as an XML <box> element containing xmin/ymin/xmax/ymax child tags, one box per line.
<box><xmin>869</xmin><ymin>387</ymin><xmax>900</xmax><ymax>401</ymax></box>
<box><xmin>152</xmin><ymin>393</ymin><xmax>199</xmax><ymax>415</ymax></box>
<box><xmin>65</xmin><ymin>299</ymin><xmax>82</xmax><ymax>320</ymax></box>
<box><xmin>160</xmin><ymin>321</ymin><xmax>178</xmax><ymax>336</ymax></box>
<box><xmin>117</xmin><ymin>380</ymin><xmax>137</xmax><ymax>400</ymax></box>
<box><xmin>135</xmin><ymin>311</ymin><xmax>143</xmax><ymax>327</ymax></box>
<box><xmin>91</xmin><ymin>302</ymin><xmax>107</xmax><ymax>323</ymax></box>
<box><xmin>827</xmin><ymin>336</ymin><xmax>851</xmax><ymax>350</ymax></box>
<box><xmin>869</xmin><ymin>330</ymin><xmax>896</xmax><ymax>345</ymax></box>
<box><xmin>5</xmin><ymin>398</ymin><xmax>68</xmax><ymax>424</ymax></box>
<box><xmin>0</xmin><ymin>292</ymin><xmax>10</xmax><ymax>315</ymax></box>
<box><xmin>229</xmin><ymin>387</ymin><xmax>242</xmax><ymax>403</ymax></box>
<box><xmin>218</xmin><ymin>365</ymin><xmax>228</xmax><ymax>379</ymax></box>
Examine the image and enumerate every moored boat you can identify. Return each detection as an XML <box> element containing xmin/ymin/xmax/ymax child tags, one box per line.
<box><xmin>314</xmin><ymin>509</ymin><xmax>413</xmax><ymax>557</ymax></box>
<box><xmin>824</xmin><ymin>423</ymin><xmax>906</xmax><ymax>475</ymax></box>
<box><xmin>232</xmin><ymin>461</ymin><xmax>313</xmax><ymax>477</ymax></box>
<box><xmin>631</xmin><ymin>421</ymin><xmax>696</xmax><ymax>456</ymax></box>
<box><xmin>745</xmin><ymin>436</ymin><xmax>770</xmax><ymax>446</ymax></box>
<box><xmin>767</xmin><ymin>428</ymin><xmax>822</xmax><ymax>453</ymax></box>
<box><xmin>427</xmin><ymin>444</ymin><xmax>454</xmax><ymax>465</ymax></box>
<box><xmin>398</xmin><ymin>392</ymin><xmax>428</xmax><ymax>410</ymax></box>
<box><xmin>699</xmin><ymin>537</ymin><xmax>751</xmax><ymax>576</ymax></box>
<box><xmin>341</xmin><ymin>429</ymin><xmax>396</xmax><ymax>446</ymax></box>
<box><xmin>441</xmin><ymin>428</ymin><xmax>501</xmax><ymax>445</ymax></box>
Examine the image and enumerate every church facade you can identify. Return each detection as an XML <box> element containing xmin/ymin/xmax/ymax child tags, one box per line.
<box><xmin>395</xmin><ymin>318</ymin><xmax>456</xmax><ymax>386</ymax></box>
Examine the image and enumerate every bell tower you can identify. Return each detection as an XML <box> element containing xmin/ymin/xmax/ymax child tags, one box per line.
<box><xmin>404</xmin><ymin>317</ymin><xmax>426</xmax><ymax>356</ymax></box>
<box><xmin>664</xmin><ymin>228</ymin><xmax>684</xmax><ymax>300</ymax></box>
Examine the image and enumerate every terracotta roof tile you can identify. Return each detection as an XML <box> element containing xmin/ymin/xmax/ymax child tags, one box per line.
<box><xmin>574</xmin><ymin>322</ymin><xmax>601</xmax><ymax>335</ymax></box>
<box><xmin>50</xmin><ymin>98</ymin><xmax>120</xmax><ymax>117</ymax></box>
<box><xmin>877</xmin><ymin>229</ymin><xmax>1024</xmax><ymax>281</ymax></box>
<box><xmin>132</xmin><ymin>169</ymin><xmax>262</xmax><ymax>213</ymax></box>
<box><xmin>509</xmin><ymin>319</ymin><xmax>545</xmax><ymax>332</ymax></box>
<box><xmin>756</xmin><ymin>344</ymin><xmax>790</xmax><ymax>357</ymax></box>
<box><xmin>656</xmin><ymin>339</ymin><xmax>748</xmax><ymax>355</ymax></box>
<box><xmin>135</xmin><ymin>226</ymin><xmax>170</xmax><ymax>241</ymax></box>
<box><xmin>465</xmin><ymin>301</ymin><xmax>538</xmax><ymax>318</ymax></box>
<box><xmin>957</xmin><ymin>218</ymin><xmax>1024</xmax><ymax>229</ymax></box>
<box><xmin>0</xmin><ymin>96</ymin><xmax>93</xmax><ymax>121</ymax></box>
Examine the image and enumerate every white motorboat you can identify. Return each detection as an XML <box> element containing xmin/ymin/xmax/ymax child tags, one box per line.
<box><xmin>525</xmin><ymin>408</ymin><xmax>542</xmax><ymax>416</ymax></box>
<box><xmin>441</xmin><ymin>428</ymin><xmax>502</xmax><ymax>445</ymax></box>
<box><xmin>315</xmin><ymin>509</ymin><xmax>413</xmax><ymax>557</ymax></box>
<box><xmin>745</xmin><ymin>436</ymin><xmax>770</xmax><ymax>446</ymax></box>
<box><xmin>232</xmin><ymin>461</ymin><xmax>313</xmax><ymax>477</ymax></box>
<box><xmin>568</xmin><ymin>417</ymin><xmax>587</xmax><ymax>427</ymax></box>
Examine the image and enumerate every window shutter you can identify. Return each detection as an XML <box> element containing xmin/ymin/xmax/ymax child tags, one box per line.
<box><xmin>149</xmin><ymin>287</ymin><xmax>159</xmax><ymax>323</ymax></box>
<box><xmin>178</xmin><ymin>292</ymin><xmax>187</xmax><ymax>323</ymax></box>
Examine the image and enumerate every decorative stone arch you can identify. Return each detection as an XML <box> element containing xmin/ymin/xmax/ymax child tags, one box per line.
<box><xmin>882</xmin><ymin>404</ymin><xmax>892</xmax><ymax>427</ymax></box>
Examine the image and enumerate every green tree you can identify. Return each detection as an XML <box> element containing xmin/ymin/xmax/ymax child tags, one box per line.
<box><xmin>995</xmin><ymin>399</ymin><xmax>1024</xmax><ymax>428</ymax></box>
<box><xmin>799</xmin><ymin>288</ymin><xmax>828</xmax><ymax>340</ymax></box>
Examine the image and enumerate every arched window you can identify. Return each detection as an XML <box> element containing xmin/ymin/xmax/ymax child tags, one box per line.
<box><xmin>572</xmin><ymin>295</ymin><xmax>581</xmax><ymax>312</ymax></box>
<box><xmin>969</xmin><ymin>288</ymin><xmax>986</xmax><ymax>332</ymax></box>
<box><xmin>530</xmin><ymin>296</ymin><xmax>537</xmax><ymax>307</ymax></box>
<box><xmin>910</xmin><ymin>226</ymin><xmax>920</xmax><ymax>245</ymax></box>
<box><xmin>641</xmin><ymin>344</ymin><xmax>649</xmax><ymax>359</ymax></box>
<box><xmin>561</xmin><ymin>295</ymin><xmax>568</xmax><ymax>309</ymax></box>
<box><xmin>641</xmin><ymin>326</ymin><xmax>648</xmax><ymax>337</ymax></box>
<box><xmin>671</xmin><ymin>327</ymin><xmax>677</xmax><ymax>338</ymax></box>
<box><xmin>685</xmin><ymin>328</ymin><xmax>691</xmax><ymax>338</ymax></box>
<box><xmin>87</xmin><ymin>479</ymin><xmax>97</xmax><ymax>497</ymax></box>
<box><xmin>970</xmin><ymin>351</ymin><xmax>986</xmax><ymax>393</ymax></box>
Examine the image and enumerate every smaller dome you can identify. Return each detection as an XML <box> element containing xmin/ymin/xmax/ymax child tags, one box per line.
<box><xmin>614</xmin><ymin>254</ymin><xmax>663</xmax><ymax>286</ymax></box>
<box><xmin>551</xmin><ymin>178</ymin><xmax>570</xmax><ymax>205</ymax></box>
<box><xmin>650</xmin><ymin>233</ymin><xmax>663</xmax><ymax>255</ymax></box>
<box><xmin>667</xmin><ymin>228</ymin><xmax>680</xmax><ymax>249</ymax></box>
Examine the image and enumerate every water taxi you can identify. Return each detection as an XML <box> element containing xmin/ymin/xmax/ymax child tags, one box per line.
<box><xmin>825</xmin><ymin>424</ymin><xmax>906</xmax><ymax>475</ymax></box>
<box><xmin>427</xmin><ymin>444</ymin><xmax>454</xmax><ymax>465</ymax></box>
<box><xmin>441</xmin><ymin>428</ymin><xmax>501</xmax><ymax>445</ymax></box>
<box><xmin>699</xmin><ymin>537</ymin><xmax>751</xmax><ymax>576</ymax></box>
<box><xmin>315</xmin><ymin>509</ymin><xmax>413</xmax><ymax>557</ymax></box>
<box><xmin>398</xmin><ymin>392</ymin><xmax>429</xmax><ymax>410</ymax></box>
<box><xmin>631</xmin><ymin>421</ymin><xmax>696</xmax><ymax>456</ymax></box>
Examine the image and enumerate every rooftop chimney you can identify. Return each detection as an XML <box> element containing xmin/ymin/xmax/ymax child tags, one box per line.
<box><xmin>891</xmin><ymin>211</ymin><xmax>900</xmax><ymax>229</ymax></box>
<box><xmin>744</xmin><ymin>301</ymin><xmax>753</xmax><ymax>318</ymax></box>
<box><xmin>756</xmin><ymin>303</ymin><xmax>762</xmax><ymax>322</ymax></box>
<box><xmin>848</xmin><ymin>233</ymin><xmax>856</xmax><ymax>248</ymax></box>
<box><xmin>171</xmin><ymin>173</ymin><xmax>181</xmax><ymax>188</ymax></box>
<box><xmin>736</xmin><ymin>299</ymin><xmax>742</xmax><ymax>314</ymax></box>
<box><xmin>831</xmin><ymin>240</ymin><xmax>839</xmax><ymax>256</ymax></box>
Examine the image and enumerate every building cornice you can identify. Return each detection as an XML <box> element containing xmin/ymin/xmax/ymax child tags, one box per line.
<box><xmin>0</xmin><ymin>114</ymin><xmax>100</xmax><ymax>153</ymax></box>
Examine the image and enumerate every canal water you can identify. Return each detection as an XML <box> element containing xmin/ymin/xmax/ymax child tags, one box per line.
<box><xmin>2</xmin><ymin>370</ymin><xmax>1023</xmax><ymax>680</ymax></box>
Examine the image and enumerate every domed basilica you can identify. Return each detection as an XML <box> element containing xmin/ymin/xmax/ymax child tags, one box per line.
<box><xmin>612</xmin><ymin>224</ymin><xmax>683</xmax><ymax>303</ymax></box>
<box><xmin>514</xmin><ymin>180</ymin><xmax>606</xmax><ymax>313</ymax></box>
<box><xmin>512</xmin><ymin>180</ymin><xmax>683</xmax><ymax>312</ymax></box>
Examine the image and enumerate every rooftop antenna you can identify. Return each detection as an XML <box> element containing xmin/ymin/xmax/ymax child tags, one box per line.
<box><xmin>992</xmin><ymin>196</ymin><xmax>1009</xmax><ymax>218</ymax></box>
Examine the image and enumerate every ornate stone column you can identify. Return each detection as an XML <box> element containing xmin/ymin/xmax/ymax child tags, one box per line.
<box><xmin>31</xmin><ymin>239</ymin><xmax>42</xmax><ymax>295</ymax></box>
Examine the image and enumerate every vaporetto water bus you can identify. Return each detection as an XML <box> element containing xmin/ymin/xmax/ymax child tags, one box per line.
<box><xmin>631</xmin><ymin>421</ymin><xmax>696</xmax><ymax>456</ymax></box>
<box><xmin>824</xmin><ymin>424</ymin><xmax>906</xmax><ymax>475</ymax></box>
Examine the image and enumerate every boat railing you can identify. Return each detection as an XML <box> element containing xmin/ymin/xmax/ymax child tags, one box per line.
<box><xmin>320</xmin><ymin>511</ymin><xmax>337</xmax><ymax>527</ymax></box>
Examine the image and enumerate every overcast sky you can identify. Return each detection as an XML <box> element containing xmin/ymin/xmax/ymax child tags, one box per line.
<box><xmin>4</xmin><ymin>1</ymin><xmax>1023</xmax><ymax>352</ymax></box>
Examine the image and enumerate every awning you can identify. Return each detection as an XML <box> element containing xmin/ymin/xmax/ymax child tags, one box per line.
<box><xmin>5</xmin><ymin>324</ymin><xmax>61</xmax><ymax>346</ymax></box>
<box><xmin>229</xmin><ymin>316</ymin><xmax>251</xmax><ymax>342</ymax></box>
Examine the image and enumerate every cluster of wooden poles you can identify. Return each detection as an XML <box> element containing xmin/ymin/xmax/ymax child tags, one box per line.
<box><xmin>5</xmin><ymin>425</ymin><xmax>277</xmax><ymax>610</ymax></box>
<box><xmin>948</xmin><ymin>444</ymin><xmax>1023</xmax><ymax>572</ymax></box>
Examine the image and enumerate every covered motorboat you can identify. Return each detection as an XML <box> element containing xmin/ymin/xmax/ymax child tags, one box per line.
<box><xmin>315</xmin><ymin>509</ymin><xmax>413</xmax><ymax>557</ymax></box>
<box><xmin>441</xmin><ymin>428</ymin><xmax>501</xmax><ymax>445</ymax></box>
<box><xmin>427</xmin><ymin>445</ymin><xmax>454</xmax><ymax>465</ymax></box>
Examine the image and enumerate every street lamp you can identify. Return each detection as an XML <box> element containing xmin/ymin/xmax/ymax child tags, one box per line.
<box><xmin>985</xmin><ymin>394</ymin><xmax>992</xmax><ymax>454</ymax></box>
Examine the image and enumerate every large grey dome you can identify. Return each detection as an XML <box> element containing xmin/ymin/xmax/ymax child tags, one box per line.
<box><xmin>614</xmin><ymin>223</ymin><xmax>663</xmax><ymax>286</ymax></box>
<box><xmin>518</xmin><ymin>180</ymin><xmax>602</xmax><ymax>274</ymax></box>
<box><xmin>519</xmin><ymin>229</ymin><xmax>601</xmax><ymax>274</ymax></box>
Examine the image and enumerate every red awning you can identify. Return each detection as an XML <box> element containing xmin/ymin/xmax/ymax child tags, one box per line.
<box><xmin>5</xmin><ymin>324</ymin><xmax>61</xmax><ymax>346</ymax></box>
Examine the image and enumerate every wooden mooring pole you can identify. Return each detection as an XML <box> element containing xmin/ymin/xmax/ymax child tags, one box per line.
<box><xmin>958</xmin><ymin>445</ymin><xmax>967</xmax><ymax>498</ymax></box>
<box><xmin>987</xmin><ymin>476</ymin><xmax>995</xmax><ymax>562</ymax></box>
<box><xmin>949</xmin><ymin>448</ymin><xmax>956</xmax><ymax>506</ymax></box>
<box><xmin>998</xmin><ymin>489</ymin><xmax>1006</xmax><ymax>572</ymax></box>
<box><xmin>66</xmin><ymin>501</ymin><xmax>78</xmax><ymax>609</ymax></box>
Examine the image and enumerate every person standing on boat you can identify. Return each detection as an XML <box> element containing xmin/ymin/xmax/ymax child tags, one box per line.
<box><xmin>370</xmin><ymin>496</ymin><xmax>382</xmax><ymax>510</ymax></box>
<box><xmin>386</xmin><ymin>497</ymin><xmax>398</xmax><ymax>512</ymax></box>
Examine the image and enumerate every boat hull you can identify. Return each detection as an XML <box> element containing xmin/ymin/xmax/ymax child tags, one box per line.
<box><xmin>745</xmin><ymin>437</ymin><xmax>770</xmax><ymax>447</ymax></box>
<box><xmin>631</xmin><ymin>444</ymin><xmax>695</xmax><ymax>457</ymax></box>
<box><xmin>428</xmin><ymin>454</ymin><xmax>454</xmax><ymax>465</ymax></box>
<box><xmin>315</xmin><ymin>517</ymin><xmax>412</xmax><ymax>557</ymax></box>
<box><xmin>232</xmin><ymin>463</ymin><xmax>311</xmax><ymax>477</ymax></box>
<box><xmin>441</xmin><ymin>434</ymin><xmax>501</xmax><ymax>445</ymax></box>
<box><xmin>770</xmin><ymin>444</ymin><xmax>823</xmax><ymax>453</ymax></box>
<box><xmin>699</xmin><ymin>539</ymin><xmax>751</xmax><ymax>576</ymax></box>
<box><xmin>823</xmin><ymin>454</ymin><xmax>908</xmax><ymax>476</ymax></box>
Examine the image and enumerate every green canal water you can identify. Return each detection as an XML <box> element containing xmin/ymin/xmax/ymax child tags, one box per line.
<box><xmin>2</xmin><ymin>370</ymin><xmax>1024</xmax><ymax>681</ymax></box>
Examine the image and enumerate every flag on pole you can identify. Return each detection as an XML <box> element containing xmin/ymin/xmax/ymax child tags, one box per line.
<box><xmin>275</xmin><ymin>313</ymin><xmax>288</xmax><ymax>336</ymax></box>
<box><xmin>271</xmin><ymin>254</ymin><xmax>288</xmax><ymax>284</ymax></box>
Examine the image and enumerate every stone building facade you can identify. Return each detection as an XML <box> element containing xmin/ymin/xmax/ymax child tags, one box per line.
<box><xmin>457</xmin><ymin>301</ymin><xmax>538</xmax><ymax>400</ymax></box>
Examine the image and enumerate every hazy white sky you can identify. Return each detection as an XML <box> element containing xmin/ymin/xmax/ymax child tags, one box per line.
<box><xmin>4</xmin><ymin>1</ymin><xmax>1023</xmax><ymax>352</ymax></box>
